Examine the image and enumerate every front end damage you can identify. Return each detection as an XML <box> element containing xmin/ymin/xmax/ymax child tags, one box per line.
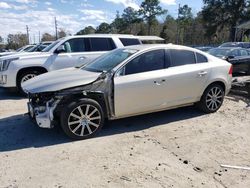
<box><xmin>27</xmin><ymin>72</ymin><xmax>114</xmax><ymax>129</ymax></box>
<box><xmin>28</xmin><ymin>92</ymin><xmax>62</xmax><ymax>128</ymax></box>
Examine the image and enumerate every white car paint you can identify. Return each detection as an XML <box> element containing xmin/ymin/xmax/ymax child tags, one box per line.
<box><xmin>22</xmin><ymin>67</ymin><xmax>101</xmax><ymax>93</ymax></box>
<box><xmin>23</xmin><ymin>44</ymin><xmax>232</xmax><ymax>137</ymax></box>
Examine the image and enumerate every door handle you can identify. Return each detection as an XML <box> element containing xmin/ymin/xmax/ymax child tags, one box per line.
<box><xmin>198</xmin><ymin>71</ymin><xmax>207</xmax><ymax>77</ymax></box>
<box><xmin>79</xmin><ymin>56</ymin><xmax>86</xmax><ymax>60</ymax></box>
<box><xmin>154</xmin><ymin>79</ymin><xmax>166</xmax><ymax>85</ymax></box>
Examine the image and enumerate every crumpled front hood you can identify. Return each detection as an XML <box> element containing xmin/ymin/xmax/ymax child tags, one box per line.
<box><xmin>22</xmin><ymin>68</ymin><xmax>102</xmax><ymax>94</ymax></box>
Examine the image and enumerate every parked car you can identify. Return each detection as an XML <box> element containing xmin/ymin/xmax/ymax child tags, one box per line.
<box><xmin>0</xmin><ymin>34</ymin><xmax>163</xmax><ymax>94</ymax></box>
<box><xmin>27</xmin><ymin>41</ymin><xmax>54</xmax><ymax>52</ymax></box>
<box><xmin>208</xmin><ymin>47</ymin><xmax>250</xmax><ymax>58</ymax></box>
<box><xmin>22</xmin><ymin>44</ymin><xmax>232</xmax><ymax>139</ymax></box>
<box><xmin>0</xmin><ymin>45</ymin><xmax>35</xmax><ymax>57</ymax></box>
<box><xmin>195</xmin><ymin>46</ymin><xmax>214</xmax><ymax>52</ymax></box>
<box><xmin>219</xmin><ymin>42</ymin><xmax>250</xmax><ymax>48</ymax></box>
<box><xmin>208</xmin><ymin>47</ymin><xmax>250</xmax><ymax>75</ymax></box>
<box><xmin>227</xmin><ymin>56</ymin><xmax>250</xmax><ymax>75</ymax></box>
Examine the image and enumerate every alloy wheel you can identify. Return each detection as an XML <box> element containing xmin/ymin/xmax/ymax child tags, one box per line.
<box><xmin>67</xmin><ymin>104</ymin><xmax>101</xmax><ymax>137</ymax></box>
<box><xmin>21</xmin><ymin>73</ymin><xmax>37</xmax><ymax>83</ymax></box>
<box><xmin>205</xmin><ymin>86</ymin><xmax>223</xmax><ymax>111</ymax></box>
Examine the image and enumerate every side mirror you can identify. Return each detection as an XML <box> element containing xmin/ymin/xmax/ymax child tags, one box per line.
<box><xmin>227</xmin><ymin>55</ymin><xmax>235</xmax><ymax>59</ymax></box>
<box><xmin>222</xmin><ymin>55</ymin><xmax>235</xmax><ymax>61</ymax></box>
<box><xmin>55</xmin><ymin>45</ymin><xmax>66</xmax><ymax>54</ymax></box>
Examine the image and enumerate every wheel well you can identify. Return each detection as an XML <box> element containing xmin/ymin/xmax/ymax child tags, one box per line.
<box><xmin>16</xmin><ymin>67</ymin><xmax>48</xmax><ymax>82</ymax></box>
<box><xmin>58</xmin><ymin>92</ymin><xmax>109</xmax><ymax>118</ymax></box>
<box><xmin>206</xmin><ymin>81</ymin><xmax>226</xmax><ymax>92</ymax></box>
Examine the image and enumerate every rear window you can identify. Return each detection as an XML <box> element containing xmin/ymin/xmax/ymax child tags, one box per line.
<box><xmin>170</xmin><ymin>49</ymin><xmax>196</xmax><ymax>67</ymax></box>
<box><xmin>119</xmin><ymin>38</ymin><xmax>141</xmax><ymax>46</ymax></box>
<box><xmin>196</xmin><ymin>53</ymin><xmax>208</xmax><ymax>63</ymax></box>
<box><xmin>89</xmin><ymin>38</ymin><xmax>116</xmax><ymax>51</ymax></box>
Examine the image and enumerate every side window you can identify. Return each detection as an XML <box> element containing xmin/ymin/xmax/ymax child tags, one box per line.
<box><xmin>240</xmin><ymin>49</ymin><xmax>248</xmax><ymax>56</ymax></box>
<box><xmin>89</xmin><ymin>38</ymin><xmax>116</xmax><ymax>51</ymax></box>
<box><xmin>119</xmin><ymin>38</ymin><xmax>141</xmax><ymax>46</ymax></box>
<box><xmin>125</xmin><ymin>50</ymin><xmax>165</xmax><ymax>75</ymax></box>
<box><xmin>229</xmin><ymin>50</ymin><xmax>239</xmax><ymax>56</ymax></box>
<box><xmin>196</xmin><ymin>53</ymin><xmax>208</xmax><ymax>63</ymax></box>
<box><xmin>63</xmin><ymin>38</ymin><xmax>87</xmax><ymax>53</ymax></box>
<box><xmin>170</xmin><ymin>49</ymin><xmax>196</xmax><ymax>67</ymax></box>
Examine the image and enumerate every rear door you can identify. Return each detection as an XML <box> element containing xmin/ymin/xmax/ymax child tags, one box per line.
<box><xmin>160</xmin><ymin>50</ymin><xmax>212</xmax><ymax>107</ymax></box>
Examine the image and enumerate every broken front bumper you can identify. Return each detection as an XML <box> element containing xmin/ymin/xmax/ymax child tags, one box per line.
<box><xmin>28</xmin><ymin>99</ymin><xmax>60</xmax><ymax>129</ymax></box>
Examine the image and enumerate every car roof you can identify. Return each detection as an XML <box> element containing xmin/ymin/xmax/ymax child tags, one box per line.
<box><xmin>123</xmin><ymin>44</ymin><xmax>201</xmax><ymax>51</ymax></box>
<box><xmin>213</xmin><ymin>47</ymin><xmax>243</xmax><ymax>50</ymax></box>
<box><xmin>223</xmin><ymin>42</ymin><xmax>250</xmax><ymax>44</ymax></box>
<box><xmin>63</xmin><ymin>34</ymin><xmax>137</xmax><ymax>40</ymax></box>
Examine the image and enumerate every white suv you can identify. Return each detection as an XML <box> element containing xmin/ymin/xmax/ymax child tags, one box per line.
<box><xmin>0</xmin><ymin>34</ymin><xmax>163</xmax><ymax>94</ymax></box>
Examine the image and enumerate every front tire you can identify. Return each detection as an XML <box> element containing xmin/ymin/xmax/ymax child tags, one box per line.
<box><xmin>60</xmin><ymin>98</ymin><xmax>104</xmax><ymax>140</ymax></box>
<box><xmin>17</xmin><ymin>70</ymin><xmax>42</xmax><ymax>95</ymax></box>
<box><xmin>197</xmin><ymin>84</ymin><xmax>225</xmax><ymax>113</ymax></box>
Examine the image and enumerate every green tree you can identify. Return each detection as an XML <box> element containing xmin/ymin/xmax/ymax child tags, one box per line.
<box><xmin>160</xmin><ymin>15</ymin><xmax>177</xmax><ymax>43</ymax></box>
<box><xmin>110</xmin><ymin>11</ymin><xmax>126</xmax><ymax>33</ymax></box>
<box><xmin>6</xmin><ymin>33</ymin><xmax>28</xmax><ymax>49</ymax></box>
<box><xmin>95</xmin><ymin>22</ymin><xmax>112</xmax><ymax>33</ymax></box>
<box><xmin>202</xmin><ymin>0</ymin><xmax>249</xmax><ymax>41</ymax></box>
<box><xmin>178</xmin><ymin>4</ymin><xmax>193</xmax><ymax>45</ymax></box>
<box><xmin>76</xmin><ymin>26</ymin><xmax>96</xmax><ymax>35</ymax></box>
<box><xmin>58</xmin><ymin>28</ymin><xmax>67</xmax><ymax>38</ymax></box>
<box><xmin>41</xmin><ymin>33</ymin><xmax>55</xmax><ymax>42</ymax></box>
<box><xmin>139</xmin><ymin>0</ymin><xmax>166</xmax><ymax>35</ymax></box>
<box><xmin>122</xmin><ymin>7</ymin><xmax>142</xmax><ymax>33</ymax></box>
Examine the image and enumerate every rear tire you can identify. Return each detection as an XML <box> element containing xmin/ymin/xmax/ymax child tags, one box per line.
<box><xmin>17</xmin><ymin>70</ymin><xmax>42</xmax><ymax>96</ymax></box>
<box><xmin>197</xmin><ymin>84</ymin><xmax>225</xmax><ymax>113</ymax></box>
<box><xmin>60</xmin><ymin>98</ymin><xmax>104</xmax><ymax>140</ymax></box>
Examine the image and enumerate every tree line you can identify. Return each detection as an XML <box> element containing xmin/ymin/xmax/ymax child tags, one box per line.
<box><xmin>76</xmin><ymin>0</ymin><xmax>250</xmax><ymax>46</ymax></box>
<box><xmin>2</xmin><ymin>0</ymin><xmax>250</xmax><ymax>50</ymax></box>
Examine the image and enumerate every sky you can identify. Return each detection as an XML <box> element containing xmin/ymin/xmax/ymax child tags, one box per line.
<box><xmin>0</xmin><ymin>0</ymin><xmax>204</xmax><ymax>43</ymax></box>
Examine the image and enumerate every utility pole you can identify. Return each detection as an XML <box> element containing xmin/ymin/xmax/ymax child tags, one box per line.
<box><xmin>39</xmin><ymin>31</ymin><xmax>41</xmax><ymax>43</ymax></box>
<box><xmin>176</xmin><ymin>3</ymin><xmax>181</xmax><ymax>44</ymax></box>
<box><xmin>55</xmin><ymin>17</ymin><xmax>58</xmax><ymax>40</ymax></box>
<box><xmin>33</xmin><ymin>34</ymin><xmax>35</xmax><ymax>44</ymax></box>
<box><xmin>26</xmin><ymin>25</ymin><xmax>30</xmax><ymax>44</ymax></box>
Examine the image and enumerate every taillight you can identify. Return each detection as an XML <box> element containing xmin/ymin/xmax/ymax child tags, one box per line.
<box><xmin>228</xmin><ymin>65</ymin><xmax>233</xmax><ymax>75</ymax></box>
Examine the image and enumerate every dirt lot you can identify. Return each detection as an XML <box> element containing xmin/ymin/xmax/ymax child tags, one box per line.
<box><xmin>0</xmin><ymin>87</ymin><xmax>250</xmax><ymax>188</ymax></box>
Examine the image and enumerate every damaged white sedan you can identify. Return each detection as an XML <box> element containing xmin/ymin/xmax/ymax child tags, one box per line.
<box><xmin>22</xmin><ymin>44</ymin><xmax>232</xmax><ymax>139</ymax></box>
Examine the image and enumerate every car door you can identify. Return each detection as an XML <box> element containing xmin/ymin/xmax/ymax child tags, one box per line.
<box><xmin>161</xmin><ymin>50</ymin><xmax>211</xmax><ymax>107</ymax></box>
<box><xmin>114</xmin><ymin>49</ymin><xmax>168</xmax><ymax>118</ymax></box>
<box><xmin>48</xmin><ymin>37</ymin><xmax>114</xmax><ymax>71</ymax></box>
<box><xmin>232</xmin><ymin>49</ymin><xmax>250</xmax><ymax>73</ymax></box>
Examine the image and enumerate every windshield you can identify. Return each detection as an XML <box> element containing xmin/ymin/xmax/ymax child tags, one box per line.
<box><xmin>82</xmin><ymin>48</ymin><xmax>138</xmax><ymax>72</ymax></box>
<box><xmin>208</xmin><ymin>48</ymin><xmax>231</xmax><ymax>57</ymax></box>
<box><xmin>27</xmin><ymin>44</ymin><xmax>40</xmax><ymax>52</ymax></box>
<box><xmin>16</xmin><ymin>46</ymin><xmax>25</xmax><ymax>52</ymax></box>
<box><xmin>42</xmin><ymin>40</ymin><xmax>60</xmax><ymax>52</ymax></box>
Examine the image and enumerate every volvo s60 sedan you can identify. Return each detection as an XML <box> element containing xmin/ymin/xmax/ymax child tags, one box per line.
<box><xmin>22</xmin><ymin>44</ymin><xmax>232</xmax><ymax>139</ymax></box>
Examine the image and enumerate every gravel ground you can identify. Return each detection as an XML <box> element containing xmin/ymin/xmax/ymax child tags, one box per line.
<box><xmin>0</xmin><ymin>88</ymin><xmax>250</xmax><ymax>188</ymax></box>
